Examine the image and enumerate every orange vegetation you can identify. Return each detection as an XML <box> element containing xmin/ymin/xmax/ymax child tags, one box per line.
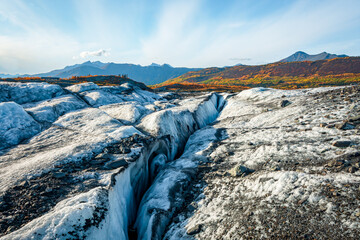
<box><xmin>158</xmin><ymin>57</ymin><xmax>360</xmax><ymax>90</ymax></box>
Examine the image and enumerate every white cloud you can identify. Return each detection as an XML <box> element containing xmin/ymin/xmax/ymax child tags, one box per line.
<box><xmin>76</xmin><ymin>49</ymin><xmax>110</xmax><ymax>59</ymax></box>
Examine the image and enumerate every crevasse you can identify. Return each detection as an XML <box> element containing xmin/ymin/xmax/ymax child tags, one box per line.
<box><xmin>88</xmin><ymin>93</ymin><xmax>225</xmax><ymax>240</ymax></box>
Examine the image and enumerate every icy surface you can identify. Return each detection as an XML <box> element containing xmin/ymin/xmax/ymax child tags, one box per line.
<box><xmin>0</xmin><ymin>102</ymin><xmax>41</xmax><ymax>150</ymax></box>
<box><xmin>0</xmin><ymin>109</ymin><xmax>140</xmax><ymax>193</ymax></box>
<box><xmin>23</xmin><ymin>94</ymin><xmax>87</xmax><ymax>125</ymax></box>
<box><xmin>79</xmin><ymin>90</ymin><xmax>124</xmax><ymax>107</ymax></box>
<box><xmin>138</xmin><ymin>93</ymin><xmax>223</xmax><ymax>159</ymax></box>
<box><xmin>100</xmin><ymin>102</ymin><xmax>152</xmax><ymax>125</ymax></box>
<box><xmin>2</xmin><ymin>83</ymin><xmax>359</xmax><ymax>240</ymax></box>
<box><xmin>0</xmin><ymin>82</ymin><xmax>64</xmax><ymax>104</ymax></box>
<box><xmin>2</xmin><ymin>188</ymin><xmax>108</xmax><ymax>240</ymax></box>
<box><xmin>163</xmin><ymin>86</ymin><xmax>360</xmax><ymax>239</ymax></box>
<box><xmin>65</xmin><ymin>82</ymin><xmax>99</xmax><ymax>93</ymax></box>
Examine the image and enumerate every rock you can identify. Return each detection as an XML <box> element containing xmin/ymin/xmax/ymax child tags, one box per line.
<box><xmin>349</xmin><ymin>115</ymin><xmax>360</xmax><ymax>121</ymax></box>
<box><xmin>45</xmin><ymin>187</ymin><xmax>53</xmax><ymax>193</ymax></box>
<box><xmin>332</xmin><ymin>140</ymin><xmax>352</xmax><ymax>148</ymax></box>
<box><xmin>349</xmin><ymin>103</ymin><xmax>358</xmax><ymax>111</ymax></box>
<box><xmin>333</xmin><ymin>192</ymin><xmax>340</xmax><ymax>197</ymax></box>
<box><xmin>271</xmin><ymin>166</ymin><xmax>281</xmax><ymax>171</ymax></box>
<box><xmin>280</xmin><ymin>100</ymin><xmax>291</xmax><ymax>108</ymax></box>
<box><xmin>188</xmin><ymin>202</ymin><xmax>198</xmax><ymax>212</ymax></box>
<box><xmin>328</xmin><ymin>159</ymin><xmax>345</xmax><ymax>167</ymax></box>
<box><xmin>348</xmin><ymin>166</ymin><xmax>358</xmax><ymax>173</ymax></box>
<box><xmin>30</xmin><ymin>184</ymin><xmax>40</xmax><ymax>190</ymax></box>
<box><xmin>335</xmin><ymin>122</ymin><xmax>355</xmax><ymax>130</ymax></box>
<box><xmin>187</xmin><ymin>224</ymin><xmax>202</xmax><ymax>235</ymax></box>
<box><xmin>229</xmin><ymin>165</ymin><xmax>254</xmax><ymax>177</ymax></box>
<box><xmin>95</xmin><ymin>153</ymin><xmax>112</xmax><ymax>160</ymax></box>
<box><xmin>52</xmin><ymin>172</ymin><xmax>66</xmax><ymax>179</ymax></box>
<box><xmin>0</xmin><ymin>202</ymin><xmax>9</xmax><ymax>211</ymax></box>
<box><xmin>119</xmin><ymin>145</ymin><xmax>131</xmax><ymax>154</ymax></box>
<box><xmin>18</xmin><ymin>180</ymin><xmax>29</xmax><ymax>187</ymax></box>
<box><xmin>105</xmin><ymin>159</ymin><xmax>128</xmax><ymax>169</ymax></box>
<box><xmin>173</xmin><ymin>215</ymin><xmax>181</xmax><ymax>223</ymax></box>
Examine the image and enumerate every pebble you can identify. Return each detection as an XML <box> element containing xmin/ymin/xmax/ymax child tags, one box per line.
<box><xmin>327</xmin><ymin>159</ymin><xmax>344</xmax><ymax>167</ymax></box>
<box><xmin>104</xmin><ymin>159</ymin><xmax>128</xmax><ymax>169</ymax></box>
<box><xmin>18</xmin><ymin>180</ymin><xmax>29</xmax><ymax>188</ymax></box>
<box><xmin>332</xmin><ymin>140</ymin><xmax>352</xmax><ymax>148</ymax></box>
<box><xmin>187</xmin><ymin>224</ymin><xmax>202</xmax><ymax>235</ymax></box>
<box><xmin>119</xmin><ymin>146</ymin><xmax>131</xmax><ymax>154</ymax></box>
<box><xmin>348</xmin><ymin>166</ymin><xmax>357</xmax><ymax>173</ymax></box>
<box><xmin>335</xmin><ymin>122</ymin><xmax>355</xmax><ymax>130</ymax></box>
<box><xmin>229</xmin><ymin>165</ymin><xmax>254</xmax><ymax>177</ymax></box>
<box><xmin>280</xmin><ymin>100</ymin><xmax>291</xmax><ymax>108</ymax></box>
<box><xmin>52</xmin><ymin>172</ymin><xmax>66</xmax><ymax>179</ymax></box>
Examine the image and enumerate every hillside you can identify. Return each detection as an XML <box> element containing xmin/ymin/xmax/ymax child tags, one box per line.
<box><xmin>33</xmin><ymin>61</ymin><xmax>200</xmax><ymax>85</ymax></box>
<box><xmin>279</xmin><ymin>51</ymin><xmax>348</xmax><ymax>62</ymax></box>
<box><xmin>158</xmin><ymin>57</ymin><xmax>360</xmax><ymax>90</ymax></box>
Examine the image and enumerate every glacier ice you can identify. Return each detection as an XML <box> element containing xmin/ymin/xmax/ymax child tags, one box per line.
<box><xmin>23</xmin><ymin>94</ymin><xmax>87</xmax><ymax>125</ymax></box>
<box><xmin>0</xmin><ymin>102</ymin><xmax>41</xmax><ymax>150</ymax></box>
<box><xmin>0</xmin><ymin>81</ymin><xmax>226</xmax><ymax>240</ymax></box>
<box><xmin>65</xmin><ymin>82</ymin><xmax>99</xmax><ymax>93</ymax></box>
<box><xmin>100</xmin><ymin>102</ymin><xmax>152</xmax><ymax>125</ymax></box>
<box><xmin>0</xmin><ymin>82</ymin><xmax>64</xmax><ymax>104</ymax></box>
<box><xmin>4</xmin><ymin>82</ymin><xmax>355</xmax><ymax>240</ymax></box>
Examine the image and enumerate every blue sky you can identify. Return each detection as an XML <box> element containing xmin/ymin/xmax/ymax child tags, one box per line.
<box><xmin>0</xmin><ymin>0</ymin><xmax>359</xmax><ymax>74</ymax></box>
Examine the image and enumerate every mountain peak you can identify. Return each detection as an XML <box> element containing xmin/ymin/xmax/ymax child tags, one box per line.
<box><xmin>294</xmin><ymin>51</ymin><xmax>307</xmax><ymax>55</ymax></box>
<box><xmin>280</xmin><ymin>51</ymin><xmax>348</xmax><ymax>62</ymax></box>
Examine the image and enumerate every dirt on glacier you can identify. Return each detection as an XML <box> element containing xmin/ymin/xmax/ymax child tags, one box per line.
<box><xmin>163</xmin><ymin>85</ymin><xmax>360</xmax><ymax>240</ymax></box>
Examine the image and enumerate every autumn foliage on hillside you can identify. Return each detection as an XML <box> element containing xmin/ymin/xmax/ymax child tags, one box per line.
<box><xmin>158</xmin><ymin>57</ymin><xmax>360</xmax><ymax>90</ymax></box>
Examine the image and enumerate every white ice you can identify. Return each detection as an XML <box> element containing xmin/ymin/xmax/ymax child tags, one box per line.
<box><xmin>0</xmin><ymin>82</ymin><xmax>64</xmax><ymax>104</ymax></box>
<box><xmin>0</xmin><ymin>102</ymin><xmax>41</xmax><ymax>150</ymax></box>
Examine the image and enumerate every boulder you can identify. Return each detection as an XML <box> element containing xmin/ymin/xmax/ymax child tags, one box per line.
<box><xmin>229</xmin><ymin>165</ymin><xmax>254</xmax><ymax>177</ymax></box>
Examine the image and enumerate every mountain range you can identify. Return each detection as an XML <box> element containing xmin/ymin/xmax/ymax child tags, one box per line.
<box><xmin>0</xmin><ymin>51</ymin><xmax>351</xmax><ymax>85</ymax></box>
<box><xmin>34</xmin><ymin>62</ymin><xmax>200</xmax><ymax>85</ymax></box>
<box><xmin>279</xmin><ymin>51</ymin><xmax>348</xmax><ymax>62</ymax></box>
<box><xmin>0</xmin><ymin>62</ymin><xmax>199</xmax><ymax>85</ymax></box>
<box><xmin>158</xmin><ymin>56</ymin><xmax>360</xmax><ymax>90</ymax></box>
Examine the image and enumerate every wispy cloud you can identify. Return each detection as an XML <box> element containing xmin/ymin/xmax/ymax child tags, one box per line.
<box><xmin>229</xmin><ymin>58</ymin><xmax>251</xmax><ymax>62</ymax></box>
<box><xmin>74</xmin><ymin>49</ymin><xmax>111</xmax><ymax>59</ymax></box>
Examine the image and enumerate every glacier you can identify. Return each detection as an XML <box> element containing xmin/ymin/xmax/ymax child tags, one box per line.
<box><xmin>0</xmin><ymin>81</ymin><xmax>224</xmax><ymax>239</ymax></box>
<box><xmin>1</xmin><ymin>81</ymin><xmax>360</xmax><ymax>240</ymax></box>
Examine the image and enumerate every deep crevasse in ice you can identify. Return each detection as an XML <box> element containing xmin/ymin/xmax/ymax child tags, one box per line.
<box><xmin>85</xmin><ymin>93</ymin><xmax>225</xmax><ymax>240</ymax></box>
<box><xmin>0</xmin><ymin>80</ymin><xmax>225</xmax><ymax>240</ymax></box>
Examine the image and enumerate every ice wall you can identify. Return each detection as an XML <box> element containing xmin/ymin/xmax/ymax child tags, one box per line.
<box><xmin>87</xmin><ymin>93</ymin><xmax>224</xmax><ymax>240</ymax></box>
